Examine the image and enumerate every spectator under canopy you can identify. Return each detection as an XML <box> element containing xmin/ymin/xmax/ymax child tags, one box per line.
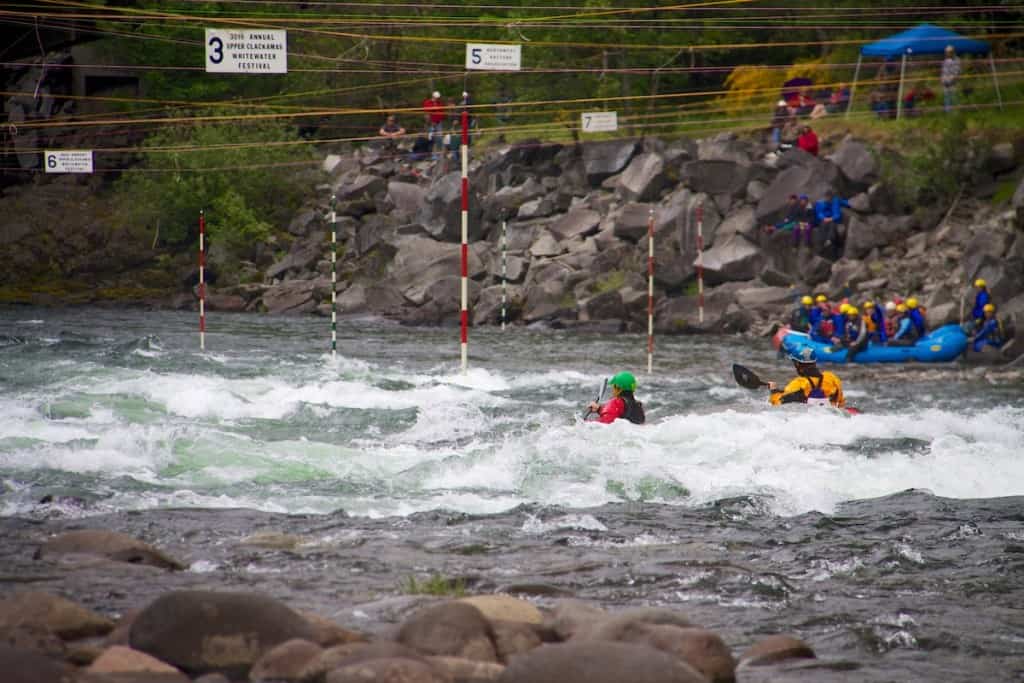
<box><xmin>847</xmin><ymin>23</ymin><xmax>998</xmax><ymax>120</ymax></box>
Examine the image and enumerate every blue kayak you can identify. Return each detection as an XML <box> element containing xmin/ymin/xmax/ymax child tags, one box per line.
<box><xmin>779</xmin><ymin>323</ymin><xmax>968</xmax><ymax>364</ymax></box>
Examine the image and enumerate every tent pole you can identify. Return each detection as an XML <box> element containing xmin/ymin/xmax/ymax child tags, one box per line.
<box><xmin>990</xmin><ymin>54</ymin><xmax>1003</xmax><ymax>111</ymax></box>
<box><xmin>845</xmin><ymin>55</ymin><xmax>862</xmax><ymax>119</ymax></box>
<box><xmin>896</xmin><ymin>53</ymin><xmax>908</xmax><ymax>120</ymax></box>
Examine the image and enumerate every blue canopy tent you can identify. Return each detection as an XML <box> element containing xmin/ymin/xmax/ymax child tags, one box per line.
<box><xmin>847</xmin><ymin>23</ymin><xmax>1001</xmax><ymax>119</ymax></box>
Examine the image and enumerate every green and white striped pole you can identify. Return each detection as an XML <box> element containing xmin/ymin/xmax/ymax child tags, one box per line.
<box><xmin>501</xmin><ymin>218</ymin><xmax>507</xmax><ymax>331</ymax></box>
<box><xmin>330</xmin><ymin>194</ymin><xmax>337</xmax><ymax>358</ymax></box>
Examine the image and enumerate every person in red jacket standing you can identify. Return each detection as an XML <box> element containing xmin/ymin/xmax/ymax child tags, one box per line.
<box><xmin>422</xmin><ymin>91</ymin><xmax>447</xmax><ymax>158</ymax></box>
<box><xmin>797</xmin><ymin>125</ymin><xmax>819</xmax><ymax>156</ymax></box>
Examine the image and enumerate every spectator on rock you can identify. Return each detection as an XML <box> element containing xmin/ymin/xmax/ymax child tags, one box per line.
<box><xmin>793</xmin><ymin>194</ymin><xmax>815</xmax><ymax>248</ymax></box>
<box><xmin>770</xmin><ymin>100</ymin><xmax>789</xmax><ymax>146</ymax></box>
<box><xmin>941</xmin><ymin>45</ymin><xmax>961</xmax><ymax>113</ymax></box>
<box><xmin>797</xmin><ymin>125</ymin><xmax>819</xmax><ymax>156</ymax></box>
<box><xmin>828</xmin><ymin>83</ymin><xmax>851</xmax><ymax>113</ymax></box>
<box><xmin>813</xmin><ymin>189</ymin><xmax>849</xmax><ymax>259</ymax></box>
<box><xmin>780</xmin><ymin>111</ymin><xmax>801</xmax><ymax>149</ymax></box>
<box><xmin>378</xmin><ymin>115</ymin><xmax>406</xmax><ymax>145</ymax></box>
<box><xmin>422</xmin><ymin>90</ymin><xmax>447</xmax><ymax>157</ymax></box>
<box><xmin>764</xmin><ymin>194</ymin><xmax>799</xmax><ymax>234</ymax></box>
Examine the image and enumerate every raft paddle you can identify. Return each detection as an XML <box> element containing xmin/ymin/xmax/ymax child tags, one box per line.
<box><xmin>583</xmin><ymin>378</ymin><xmax>608</xmax><ymax>420</ymax></box>
<box><xmin>732</xmin><ymin>363</ymin><xmax>770</xmax><ymax>389</ymax></box>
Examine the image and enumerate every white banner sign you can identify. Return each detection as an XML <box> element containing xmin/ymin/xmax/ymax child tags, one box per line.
<box><xmin>205</xmin><ymin>29</ymin><xmax>287</xmax><ymax>73</ymax></box>
<box><xmin>465</xmin><ymin>43</ymin><xmax>521</xmax><ymax>71</ymax></box>
<box><xmin>44</xmin><ymin>150</ymin><xmax>93</xmax><ymax>174</ymax></box>
<box><xmin>581</xmin><ymin>111</ymin><xmax>618</xmax><ymax>133</ymax></box>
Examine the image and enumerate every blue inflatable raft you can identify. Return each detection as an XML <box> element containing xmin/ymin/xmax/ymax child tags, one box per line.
<box><xmin>777</xmin><ymin>323</ymin><xmax>968</xmax><ymax>364</ymax></box>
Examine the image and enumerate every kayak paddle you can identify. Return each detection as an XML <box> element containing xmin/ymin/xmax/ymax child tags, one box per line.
<box><xmin>732</xmin><ymin>363</ymin><xmax>770</xmax><ymax>389</ymax></box>
<box><xmin>583</xmin><ymin>378</ymin><xmax>608</xmax><ymax>420</ymax></box>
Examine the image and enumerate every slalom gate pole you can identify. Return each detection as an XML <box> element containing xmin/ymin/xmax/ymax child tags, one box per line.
<box><xmin>460</xmin><ymin>110</ymin><xmax>469</xmax><ymax>373</ymax></box>
<box><xmin>647</xmin><ymin>208</ymin><xmax>655</xmax><ymax>374</ymax></box>
<box><xmin>198</xmin><ymin>209</ymin><xmax>206</xmax><ymax>351</ymax></box>
<box><xmin>330</xmin><ymin>194</ymin><xmax>337</xmax><ymax>358</ymax></box>
<box><xmin>696</xmin><ymin>203</ymin><xmax>704</xmax><ymax>325</ymax></box>
<box><xmin>501</xmin><ymin>218</ymin><xmax>507</xmax><ymax>331</ymax></box>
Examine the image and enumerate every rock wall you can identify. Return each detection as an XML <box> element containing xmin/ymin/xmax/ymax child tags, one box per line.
<box><xmin>221</xmin><ymin>133</ymin><xmax>1023</xmax><ymax>354</ymax></box>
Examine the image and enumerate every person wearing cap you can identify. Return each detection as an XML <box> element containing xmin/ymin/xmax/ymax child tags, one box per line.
<box><xmin>422</xmin><ymin>90</ymin><xmax>448</xmax><ymax>156</ymax></box>
<box><xmin>970</xmin><ymin>279</ymin><xmax>991</xmax><ymax>329</ymax></box>
<box><xmin>768</xmin><ymin>347</ymin><xmax>845</xmax><ymax>408</ymax></box>
<box><xmin>587</xmin><ymin>372</ymin><xmax>646</xmax><ymax>424</ymax></box>
<box><xmin>813</xmin><ymin>189</ymin><xmax>850</xmax><ymax>259</ymax></box>
<box><xmin>828</xmin><ymin>302</ymin><xmax>850</xmax><ymax>345</ymax></box>
<box><xmin>941</xmin><ymin>45</ymin><xmax>961</xmax><ymax>113</ymax></box>
<box><xmin>890</xmin><ymin>303</ymin><xmax>917</xmax><ymax>344</ymax></box>
<box><xmin>970</xmin><ymin>303</ymin><xmax>1005</xmax><ymax>353</ymax></box>
<box><xmin>793</xmin><ymin>194</ymin><xmax>815</xmax><ymax>247</ymax></box>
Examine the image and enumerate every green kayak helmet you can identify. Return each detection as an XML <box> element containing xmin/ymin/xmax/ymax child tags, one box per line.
<box><xmin>609</xmin><ymin>371</ymin><xmax>637</xmax><ymax>392</ymax></box>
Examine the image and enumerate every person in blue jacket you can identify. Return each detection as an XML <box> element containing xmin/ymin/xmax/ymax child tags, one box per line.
<box><xmin>905</xmin><ymin>297</ymin><xmax>927</xmax><ymax>337</ymax></box>
<box><xmin>814</xmin><ymin>190</ymin><xmax>850</xmax><ymax>259</ymax></box>
<box><xmin>971</xmin><ymin>304</ymin><xmax>1005</xmax><ymax>352</ymax></box>
<box><xmin>970</xmin><ymin>279</ymin><xmax>991</xmax><ymax>330</ymax></box>
<box><xmin>829</xmin><ymin>302</ymin><xmax>849</xmax><ymax>345</ymax></box>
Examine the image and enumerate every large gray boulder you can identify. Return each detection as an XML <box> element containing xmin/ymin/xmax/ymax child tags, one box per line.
<box><xmin>129</xmin><ymin>591</ymin><xmax>315</xmax><ymax>679</ymax></box>
<box><xmin>698</xmin><ymin>234</ymin><xmax>764</xmax><ymax>284</ymax></box>
<box><xmin>962</xmin><ymin>231</ymin><xmax>1014</xmax><ymax>280</ymax></box>
<box><xmin>549</xmin><ymin>207</ymin><xmax>601</xmax><ymax>241</ymax></box>
<box><xmin>473</xmin><ymin>284</ymin><xmax>523</xmax><ymax>326</ymax></box>
<box><xmin>419</xmin><ymin>172</ymin><xmax>484</xmax><ymax>242</ymax></box>
<box><xmin>682</xmin><ymin>159</ymin><xmax>750</xmax><ymax>198</ymax></box>
<box><xmin>262</xmin><ymin>279</ymin><xmax>319</xmax><ymax>315</ymax></box>
<box><xmin>35</xmin><ymin>529</ymin><xmax>183</xmax><ymax>570</ymax></box>
<box><xmin>336</xmin><ymin>283</ymin><xmax>404</xmax><ymax>314</ymax></box>
<box><xmin>972</xmin><ymin>255</ymin><xmax>1024</xmax><ymax>303</ymax></box>
<box><xmin>583</xmin><ymin>139</ymin><xmax>640</xmax><ymax>186</ymax></box>
<box><xmin>827</xmin><ymin>136</ymin><xmax>878</xmax><ymax>187</ymax></box>
<box><xmin>697</xmin><ymin>132</ymin><xmax>752</xmax><ymax>164</ymax></box>
<box><xmin>486</xmin><ymin>178</ymin><xmax>546</xmax><ymax>218</ymax></box>
<box><xmin>735</xmin><ymin>285</ymin><xmax>795</xmax><ymax>308</ymax></box>
<box><xmin>843</xmin><ymin>214</ymin><xmax>916</xmax><ymax>260</ymax></box>
<box><xmin>651</xmin><ymin>188</ymin><xmax>721</xmax><ymax>287</ymax></box>
<box><xmin>615</xmin><ymin>152</ymin><xmax>670</xmax><ymax>202</ymax></box>
<box><xmin>265</xmin><ymin>232</ymin><xmax>326</xmax><ymax>281</ymax></box>
<box><xmin>714</xmin><ymin>206</ymin><xmax>758</xmax><ymax>242</ymax></box>
<box><xmin>388</xmin><ymin>236</ymin><xmax>488</xmax><ymax>306</ymax></box>
<box><xmin>334</xmin><ymin>174</ymin><xmax>386</xmax><ymax>201</ymax></box>
<box><xmin>579</xmin><ymin>290</ymin><xmax>626</xmax><ymax>321</ymax></box>
<box><xmin>612</xmin><ymin>203</ymin><xmax>654</xmax><ymax>243</ymax></box>
<box><xmin>386</xmin><ymin>181</ymin><xmax>428</xmax><ymax>221</ymax></box>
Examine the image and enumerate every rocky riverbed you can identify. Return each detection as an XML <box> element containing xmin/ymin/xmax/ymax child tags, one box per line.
<box><xmin>4</xmin><ymin>490</ymin><xmax>1024</xmax><ymax>683</ymax></box>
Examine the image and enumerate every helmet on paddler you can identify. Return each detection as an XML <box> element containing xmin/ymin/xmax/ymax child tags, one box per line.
<box><xmin>801</xmin><ymin>295</ymin><xmax>813</xmax><ymax>306</ymax></box>
<box><xmin>788</xmin><ymin>347</ymin><xmax>817</xmax><ymax>365</ymax></box>
<box><xmin>609</xmin><ymin>371</ymin><xmax>637</xmax><ymax>393</ymax></box>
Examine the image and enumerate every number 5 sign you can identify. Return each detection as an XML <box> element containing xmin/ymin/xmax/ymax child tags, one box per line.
<box><xmin>465</xmin><ymin>43</ymin><xmax>521</xmax><ymax>71</ymax></box>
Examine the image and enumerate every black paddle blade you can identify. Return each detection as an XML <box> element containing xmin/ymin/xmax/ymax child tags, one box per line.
<box><xmin>732</xmin><ymin>363</ymin><xmax>767</xmax><ymax>390</ymax></box>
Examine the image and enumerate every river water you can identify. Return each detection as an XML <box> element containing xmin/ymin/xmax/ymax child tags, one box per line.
<box><xmin>2</xmin><ymin>307</ymin><xmax>1023</xmax><ymax>681</ymax></box>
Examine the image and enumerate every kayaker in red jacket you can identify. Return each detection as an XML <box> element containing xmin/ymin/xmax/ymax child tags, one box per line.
<box><xmin>587</xmin><ymin>372</ymin><xmax>646</xmax><ymax>424</ymax></box>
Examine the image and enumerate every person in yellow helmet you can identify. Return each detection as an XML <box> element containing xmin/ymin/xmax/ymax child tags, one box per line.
<box><xmin>809</xmin><ymin>295</ymin><xmax>832</xmax><ymax>341</ymax></box>
<box><xmin>841</xmin><ymin>305</ymin><xmax>869</xmax><ymax>361</ymax></box>
<box><xmin>969</xmin><ymin>279</ymin><xmax>991</xmax><ymax>331</ymax></box>
<box><xmin>768</xmin><ymin>347</ymin><xmax>845</xmax><ymax>407</ymax></box>
<box><xmin>905</xmin><ymin>297</ymin><xmax>927</xmax><ymax>337</ymax></box>
<box><xmin>891</xmin><ymin>302</ymin><xmax>919</xmax><ymax>345</ymax></box>
<box><xmin>970</xmin><ymin>303</ymin><xmax>1005</xmax><ymax>353</ymax></box>
<box><xmin>790</xmin><ymin>295</ymin><xmax>815</xmax><ymax>333</ymax></box>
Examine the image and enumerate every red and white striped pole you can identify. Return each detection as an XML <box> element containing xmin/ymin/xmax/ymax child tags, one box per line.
<box><xmin>696</xmin><ymin>203</ymin><xmax>704</xmax><ymax>325</ymax></box>
<box><xmin>198</xmin><ymin>209</ymin><xmax>206</xmax><ymax>351</ymax></box>
<box><xmin>647</xmin><ymin>208</ymin><xmax>655</xmax><ymax>374</ymax></box>
<box><xmin>459</xmin><ymin>109</ymin><xmax>469</xmax><ymax>373</ymax></box>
